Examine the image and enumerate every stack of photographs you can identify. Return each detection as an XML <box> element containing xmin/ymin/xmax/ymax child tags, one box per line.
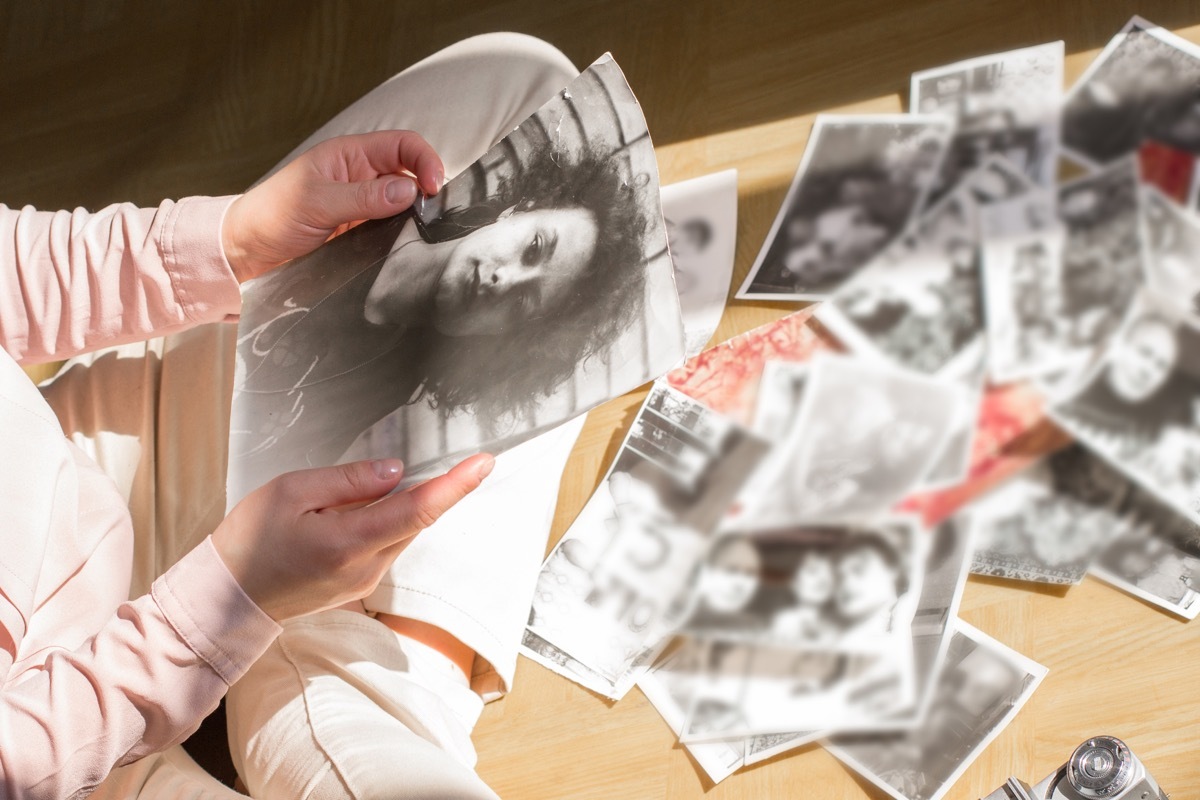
<box><xmin>516</xmin><ymin>16</ymin><xmax>1200</xmax><ymax>798</ymax></box>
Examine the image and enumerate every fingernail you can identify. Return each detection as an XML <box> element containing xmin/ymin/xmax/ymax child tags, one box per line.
<box><xmin>372</xmin><ymin>459</ymin><xmax>404</xmax><ymax>480</ymax></box>
<box><xmin>433</xmin><ymin>169</ymin><xmax>444</xmax><ymax>193</ymax></box>
<box><xmin>385</xmin><ymin>178</ymin><xmax>416</xmax><ymax>204</ymax></box>
<box><xmin>476</xmin><ymin>455</ymin><xmax>495</xmax><ymax>481</ymax></box>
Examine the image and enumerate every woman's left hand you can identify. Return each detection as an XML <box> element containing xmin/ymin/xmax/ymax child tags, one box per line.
<box><xmin>222</xmin><ymin>130</ymin><xmax>445</xmax><ymax>282</ymax></box>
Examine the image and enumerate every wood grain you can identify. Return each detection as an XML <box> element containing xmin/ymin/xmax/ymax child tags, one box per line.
<box><xmin>5</xmin><ymin>3</ymin><xmax>1200</xmax><ymax>797</ymax></box>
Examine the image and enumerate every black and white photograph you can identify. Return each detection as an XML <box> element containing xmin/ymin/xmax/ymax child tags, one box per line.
<box><xmin>226</xmin><ymin>55</ymin><xmax>684</xmax><ymax>506</ymax></box>
<box><xmin>525</xmin><ymin>385</ymin><xmax>767</xmax><ymax>692</ymax></box>
<box><xmin>817</xmin><ymin>155</ymin><xmax>1033</xmax><ymax>378</ymax></box>
<box><xmin>751</xmin><ymin>360</ymin><xmax>810</xmax><ymax>442</ymax></box>
<box><xmin>679</xmin><ymin>520</ymin><xmax>923</xmax><ymax>653</ymax></box>
<box><xmin>637</xmin><ymin>640</ymin><xmax>747</xmax><ymax>784</ymax></box>
<box><xmin>742</xmin><ymin>516</ymin><xmax>975</xmax><ymax>766</ymax></box>
<box><xmin>661</xmin><ymin>169</ymin><xmax>739</xmax><ymax>356</ymax></box>
<box><xmin>910</xmin><ymin>41</ymin><xmax>1063</xmax><ymax>201</ymax></box>
<box><xmin>742</xmin><ymin>354</ymin><xmax>966</xmax><ymax>527</ymax></box>
<box><xmin>828</xmin><ymin>620</ymin><xmax>1047</xmax><ymax>800</ymax></box>
<box><xmin>989</xmin><ymin>158</ymin><xmax>1146</xmax><ymax>391</ymax></box>
<box><xmin>979</xmin><ymin>190</ymin><xmax>1070</xmax><ymax>384</ymax></box>
<box><xmin>1051</xmin><ymin>290</ymin><xmax>1200</xmax><ymax>528</ymax></box>
<box><xmin>736</xmin><ymin>115</ymin><xmax>954</xmax><ymax>300</ymax></box>
<box><xmin>1141</xmin><ymin>185</ymin><xmax>1200</xmax><ymax>320</ymax></box>
<box><xmin>679</xmin><ymin>637</ymin><xmax>914</xmax><ymax>740</ymax></box>
<box><xmin>1091</xmin><ymin>476</ymin><xmax>1200</xmax><ymax>621</ymax></box>
<box><xmin>1063</xmin><ymin>16</ymin><xmax>1200</xmax><ymax>168</ymax></box>
<box><xmin>519</xmin><ymin>628</ymin><xmax>631</xmax><ymax>699</ymax></box>
<box><xmin>966</xmin><ymin>446</ymin><xmax>1131</xmax><ymax>584</ymax></box>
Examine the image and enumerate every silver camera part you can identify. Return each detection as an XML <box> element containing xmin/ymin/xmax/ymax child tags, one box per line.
<box><xmin>981</xmin><ymin>736</ymin><xmax>1169</xmax><ymax>800</ymax></box>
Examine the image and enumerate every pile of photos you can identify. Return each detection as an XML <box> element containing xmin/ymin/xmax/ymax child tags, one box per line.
<box><xmin>522</xmin><ymin>17</ymin><xmax>1200</xmax><ymax>800</ymax></box>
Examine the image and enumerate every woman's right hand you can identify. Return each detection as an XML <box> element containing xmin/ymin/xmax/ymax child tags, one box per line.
<box><xmin>211</xmin><ymin>454</ymin><xmax>494</xmax><ymax>621</ymax></box>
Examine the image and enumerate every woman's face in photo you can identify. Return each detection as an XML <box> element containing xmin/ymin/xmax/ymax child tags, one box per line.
<box><xmin>1105</xmin><ymin>316</ymin><xmax>1178</xmax><ymax>403</ymax></box>
<box><xmin>698</xmin><ymin>537</ymin><xmax>761</xmax><ymax>614</ymax></box>
<box><xmin>835</xmin><ymin>545</ymin><xmax>900</xmax><ymax>622</ymax></box>
<box><xmin>792</xmin><ymin>552</ymin><xmax>835</xmax><ymax>606</ymax></box>
<box><xmin>433</xmin><ymin>207</ymin><xmax>599</xmax><ymax>336</ymax></box>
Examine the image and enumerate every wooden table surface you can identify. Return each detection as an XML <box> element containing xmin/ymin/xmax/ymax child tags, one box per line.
<box><xmin>6</xmin><ymin>2</ymin><xmax>1200</xmax><ymax>798</ymax></box>
<box><xmin>472</xmin><ymin>21</ymin><xmax>1200</xmax><ymax>800</ymax></box>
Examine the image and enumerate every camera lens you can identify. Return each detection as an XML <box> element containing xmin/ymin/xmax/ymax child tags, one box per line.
<box><xmin>1067</xmin><ymin>736</ymin><xmax>1134</xmax><ymax>798</ymax></box>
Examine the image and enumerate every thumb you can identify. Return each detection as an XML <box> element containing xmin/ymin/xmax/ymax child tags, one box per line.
<box><xmin>277</xmin><ymin>459</ymin><xmax>406</xmax><ymax>511</ymax></box>
<box><xmin>319</xmin><ymin>175</ymin><xmax>418</xmax><ymax>226</ymax></box>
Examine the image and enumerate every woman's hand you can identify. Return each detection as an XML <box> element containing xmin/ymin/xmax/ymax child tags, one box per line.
<box><xmin>211</xmin><ymin>453</ymin><xmax>492</xmax><ymax>622</ymax></box>
<box><xmin>222</xmin><ymin>130</ymin><xmax>445</xmax><ymax>282</ymax></box>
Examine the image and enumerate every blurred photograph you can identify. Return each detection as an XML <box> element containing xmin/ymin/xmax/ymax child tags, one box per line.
<box><xmin>743</xmin><ymin>516</ymin><xmax>974</xmax><ymax>766</ymax></box>
<box><xmin>637</xmin><ymin>640</ymin><xmax>747</xmax><ymax>783</ymax></box>
<box><xmin>526</xmin><ymin>385</ymin><xmax>767</xmax><ymax>693</ymax></box>
<box><xmin>680</xmin><ymin>521</ymin><xmax>923</xmax><ymax>653</ymax></box>
<box><xmin>1051</xmin><ymin>291</ymin><xmax>1200</xmax><ymax>528</ymax></box>
<box><xmin>911</xmin><ymin>41</ymin><xmax>1063</xmax><ymax>201</ymax></box>
<box><xmin>227</xmin><ymin>56</ymin><xmax>684</xmax><ymax>506</ymax></box>
<box><xmin>818</xmin><ymin>156</ymin><xmax>1033</xmax><ymax>378</ymax></box>
<box><xmin>829</xmin><ymin>621</ymin><xmax>1047</xmax><ymax>800</ymax></box>
<box><xmin>743</xmin><ymin>354</ymin><xmax>966</xmax><ymax>526</ymax></box>
<box><xmin>966</xmin><ymin>446</ymin><xmax>1131</xmax><ymax>584</ymax></box>
<box><xmin>1140</xmin><ymin>186</ymin><xmax>1200</xmax><ymax>321</ymax></box>
<box><xmin>661</xmin><ymin>169</ymin><xmax>739</xmax><ymax>356</ymax></box>
<box><xmin>737</xmin><ymin>115</ymin><xmax>953</xmax><ymax>299</ymax></box>
<box><xmin>1063</xmin><ymin>16</ymin><xmax>1200</xmax><ymax>167</ymax></box>
<box><xmin>980</xmin><ymin>190</ymin><xmax>1070</xmax><ymax>384</ymax></box>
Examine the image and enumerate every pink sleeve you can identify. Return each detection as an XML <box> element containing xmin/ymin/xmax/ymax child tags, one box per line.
<box><xmin>0</xmin><ymin>537</ymin><xmax>280</xmax><ymax>799</ymax></box>
<box><xmin>0</xmin><ymin>197</ymin><xmax>243</xmax><ymax>365</ymax></box>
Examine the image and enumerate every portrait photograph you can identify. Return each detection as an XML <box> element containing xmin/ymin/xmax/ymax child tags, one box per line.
<box><xmin>227</xmin><ymin>55</ymin><xmax>684</xmax><ymax>506</ymax></box>
<box><xmin>736</xmin><ymin>115</ymin><xmax>953</xmax><ymax>300</ymax></box>
<box><xmin>1051</xmin><ymin>290</ymin><xmax>1200</xmax><ymax>528</ymax></box>
<box><xmin>1063</xmin><ymin>16</ymin><xmax>1200</xmax><ymax>168</ymax></box>
<box><xmin>829</xmin><ymin>621</ymin><xmax>1047</xmax><ymax>800</ymax></box>
<box><xmin>660</xmin><ymin>169</ymin><xmax>739</xmax><ymax>356</ymax></box>
<box><xmin>910</xmin><ymin>41</ymin><xmax>1063</xmax><ymax>202</ymax></box>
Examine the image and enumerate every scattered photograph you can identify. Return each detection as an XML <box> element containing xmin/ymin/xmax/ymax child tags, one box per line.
<box><xmin>226</xmin><ymin>55</ymin><xmax>684</xmax><ymax>507</ymax></box>
<box><xmin>817</xmin><ymin>155</ymin><xmax>1033</xmax><ymax>378</ymax></box>
<box><xmin>637</xmin><ymin>640</ymin><xmax>746</xmax><ymax>783</ymax></box>
<box><xmin>979</xmin><ymin>190</ymin><xmax>1070</xmax><ymax>383</ymax></box>
<box><xmin>742</xmin><ymin>354</ymin><xmax>966</xmax><ymax>526</ymax></box>
<box><xmin>966</xmin><ymin>446</ymin><xmax>1131</xmax><ymax>584</ymax></box>
<box><xmin>828</xmin><ymin>619</ymin><xmax>1047</xmax><ymax>800</ymax></box>
<box><xmin>1051</xmin><ymin>290</ymin><xmax>1200</xmax><ymax>528</ymax></box>
<box><xmin>737</xmin><ymin>115</ymin><xmax>954</xmax><ymax>300</ymax></box>
<box><xmin>1063</xmin><ymin>16</ymin><xmax>1200</xmax><ymax>168</ymax></box>
<box><xmin>1140</xmin><ymin>185</ymin><xmax>1200</xmax><ymax>320</ymax></box>
<box><xmin>661</xmin><ymin>170</ymin><xmax>739</xmax><ymax>356</ymax></box>
<box><xmin>526</xmin><ymin>385</ymin><xmax>768</xmax><ymax>693</ymax></box>
<box><xmin>679</xmin><ymin>520</ymin><xmax>923</xmax><ymax>653</ymax></box>
<box><xmin>910</xmin><ymin>41</ymin><xmax>1063</xmax><ymax>200</ymax></box>
<box><xmin>679</xmin><ymin>637</ymin><xmax>913</xmax><ymax>740</ymax></box>
<box><xmin>742</xmin><ymin>516</ymin><xmax>974</xmax><ymax>765</ymax></box>
<box><xmin>519</xmin><ymin>628</ymin><xmax>632</xmax><ymax>699</ymax></box>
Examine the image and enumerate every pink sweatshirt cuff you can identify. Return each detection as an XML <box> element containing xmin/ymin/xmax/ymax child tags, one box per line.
<box><xmin>151</xmin><ymin>536</ymin><xmax>280</xmax><ymax>685</ymax></box>
<box><xmin>159</xmin><ymin>196</ymin><xmax>243</xmax><ymax>324</ymax></box>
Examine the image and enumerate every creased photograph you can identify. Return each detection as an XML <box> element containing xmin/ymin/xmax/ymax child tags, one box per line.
<box><xmin>828</xmin><ymin>620</ymin><xmax>1047</xmax><ymax>800</ymax></box>
<box><xmin>817</xmin><ymin>155</ymin><xmax>1033</xmax><ymax>378</ymax></box>
<box><xmin>1051</xmin><ymin>290</ymin><xmax>1200</xmax><ymax>528</ymax></box>
<box><xmin>966</xmin><ymin>446</ymin><xmax>1130</xmax><ymax>584</ymax></box>
<box><xmin>526</xmin><ymin>385</ymin><xmax>768</xmax><ymax>694</ymax></box>
<box><xmin>227</xmin><ymin>55</ymin><xmax>684</xmax><ymax>506</ymax></box>
<box><xmin>910</xmin><ymin>41</ymin><xmax>1063</xmax><ymax>201</ymax></box>
<box><xmin>742</xmin><ymin>354</ymin><xmax>966</xmax><ymax>527</ymax></box>
<box><xmin>661</xmin><ymin>169</ymin><xmax>739</xmax><ymax>356</ymax></box>
<box><xmin>1063</xmin><ymin>16</ymin><xmax>1200</xmax><ymax>168</ymax></box>
<box><xmin>737</xmin><ymin>115</ymin><xmax>953</xmax><ymax>300</ymax></box>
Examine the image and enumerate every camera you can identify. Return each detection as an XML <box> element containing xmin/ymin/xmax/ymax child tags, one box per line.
<box><xmin>981</xmin><ymin>736</ymin><xmax>1168</xmax><ymax>800</ymax></box>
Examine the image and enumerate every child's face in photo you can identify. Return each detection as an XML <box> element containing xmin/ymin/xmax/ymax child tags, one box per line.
<box><xmin>792</xmin><ymin>552</ymin><xmax>836</xmax><ymax>605</ymax></box>
<box><xmin>836</xmin><ymin>544</ymin><xmax>899</xmax><ymax>621</ymax></box>
<box><xmin>1106</xmin><ymin>316</ymin><xmax>1178</xmax><ymax>402</ymax></box>
<box><xmin>699</xmin><ymin>538</ymin><xmax>761</xmax><ymax>613</ymax></box>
